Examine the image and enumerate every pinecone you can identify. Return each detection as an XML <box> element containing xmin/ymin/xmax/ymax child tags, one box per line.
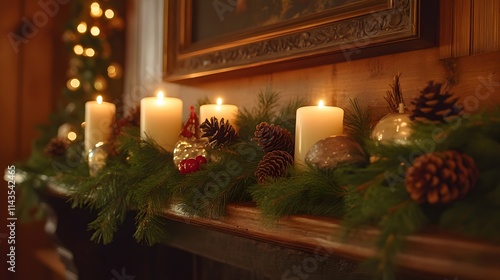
<box><xmin>405</xmin><ymin>150</ymin><xmax>478</xmax><ymax>204</ymax></box>
<box><xmin>410</xmin><ymin>81</ymin><xmax>462</xmax><ymax>123</ymax></box>
<box><xmin>254</xmin><ymin>122</ymin><xmax>294</xmax><ymax>155</ymax></box>
<box><xmin>44</xmin><ymin>137</ymin><xmax>70</xmax><ymax>157</ymax></box>
<box><xmin>200</xmin><ymin>117</ymin><xmax>238</xmax><ymax>148</ymax></box>
<box><xmin>255</xmin><ymin>150</ymin><xmax>294</xmax><ymax>185</ymax></box>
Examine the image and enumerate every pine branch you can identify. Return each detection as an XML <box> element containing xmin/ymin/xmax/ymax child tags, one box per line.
<box><xmin>343</xmin><ymin>98</ymin><xmax>374</xmax><ymax>148</ymax></box>
<box><xmin>273</xmin><ymin>96</ymin><xmax>309</xmax><ymax>135</ymax></box>
<box><xmin>251</xmin><ymin>167</ymin><xmax>346</xmax><ymax>221</ymax></box>
<box><xmin>176</xmin><ymin>142</ymin><xmax>263</xmax><ymax>217</ymax></box>
<box><xmin>384</xmin><ymin>72</ymin><xmax>404</xmax><ymax>113</ymax></box>
<box><xmin>235</xmin><ymin>89</ymin><xmax>281</xmax><ymax>140</ymax></box>
<box><xmin>133</xmin><ymin>209</ymin><xmax>169</xmax><ymax>246</ymax></box>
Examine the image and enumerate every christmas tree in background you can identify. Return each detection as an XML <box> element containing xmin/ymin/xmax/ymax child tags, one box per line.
<box><xmin>20</xmin><ymin>0</ymin><xmax>125</xmax><ymax>217</ymax></box>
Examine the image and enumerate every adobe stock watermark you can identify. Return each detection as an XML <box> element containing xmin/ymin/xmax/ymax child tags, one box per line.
<box><xmin>212</xmin><ymin>0</ymin><xmax>238</xmax><ymax>21</ymax></box>
<box><xmin>281</xmin><ymin>245</ymin><xmax>337</xmax><ymax>280</ymax></box>
<box><xmin>8</xmin><ymin>0</ymin><xmax>70</xmax><ymax>54</ymax></box>
<box><xmin>110</xmin><ymin>267</ymin><xmax>135</xmax><ymax>280</ymax></box>
<box><xmin>384</xmin><ymin>74</ymin><xmax>500</xmax><ymax>189</ymax></box>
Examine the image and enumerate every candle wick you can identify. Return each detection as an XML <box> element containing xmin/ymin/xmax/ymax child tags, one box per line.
<box><xmin>398</xmin><ymin>103</ymin><xmax>405</xmax><ymax>113</ymax></box>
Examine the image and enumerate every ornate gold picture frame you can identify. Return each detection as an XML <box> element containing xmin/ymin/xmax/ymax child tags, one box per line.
<box><xmin>164</xmin><ymin>0</ymin><xmax>437</xmax><ymax>82</ymax></box>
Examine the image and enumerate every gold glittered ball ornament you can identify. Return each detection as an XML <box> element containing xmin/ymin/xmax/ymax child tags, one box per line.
<box><xmin>305</xmin><ymin>135</ymin><xmax>367</xmax><ymax>170</ymax></box>
<box><xmin>371</xmin><ymin>112</ymin><xmax>413</xmax><ymax>145</ymax></box>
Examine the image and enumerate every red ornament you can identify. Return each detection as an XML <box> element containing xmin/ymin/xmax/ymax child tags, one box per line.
<box><xmin>196</xmin><ymin>155</ymin><xmax>207</xmax><ymax>165</ymax></box>
<box><xmin>174</xmin><ymin>106</ymin><xmax>209</xmax><ymax>174</ymax></box>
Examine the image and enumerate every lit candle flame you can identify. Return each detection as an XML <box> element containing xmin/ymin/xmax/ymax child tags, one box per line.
<box><xmin>216</xmin><ymin>98</ymin><xmax>223</xmax><ymax>111</ymax></box>
<box><xmin>156</xmin><ymin>91</ymin><xmax>165</xmax><ymax>105</ymax></box>
<box><xmin>67</xmin><ymin>132</ymin><xmax>77</xmax><ymax>141</ymax></box>
<box><xmin>97</xmin><ymin>95</ymin><xmax>103</xmax><ymax>104</ymax></box>
<box><xmin>318</xmin><ymin>100</ymin><xmax>325</xmax><ymax>107</ymax></box>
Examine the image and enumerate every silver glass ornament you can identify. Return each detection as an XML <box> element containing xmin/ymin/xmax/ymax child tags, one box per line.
<box><xmin>173</xmin><ymin>137</ymin><xmax>209</xmax><ymax>167</ymax></box>
<box><xmin>371</xmin><ymin>113</ymin><xmax>413</xmax><ymax>145</ymax></box>
<box><xmin>305</xmin><ymin>135</ymin><xmax>367</xmax><ymax>170</ymax></box>
<box><xmin>88</xmin><ymin>142</ymin><xmax>110</xmax><ymax>176</ymax></box>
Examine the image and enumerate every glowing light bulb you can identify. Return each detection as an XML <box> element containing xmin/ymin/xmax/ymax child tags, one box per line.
<box><xmin>90</xmin><ymin>3</ymin><xmax>102</xmax><ymax>17</ymax></box>
<box><xmin>90</xmin><ymin>26</ymin><xmax>100</xmax><ymax>36</ymax></box>
<box><xmin>67</xmin><ymin>132</ymin><xmax>77</xmax><ymax>141</ymax></box>
<box><xmin>97</xmin><ymin>95</ymin><xmax>103</xmax><ymax>104</ymax></box>
<box><xmin>107</xmin><ymin>65</ymin><xmax>115</xmax><ymax>75</ymax></box>
<box><xmin>318</xmin><ymin>100</ymin><xmax>325</xmax><ymax>107</ymax></box>
<box><xmin>77</xmin><ymin>22</ymin><xmax>87</xmax><ymax>33</ymax></box>
<box><xmin>105</xmin><ymin>9</ymin><xmax>115</xmax><ymax>19</ymax></box>
<box><xmin>107</xmin><ymin>64</ymin><xmax>122</xmax><ymax>79</ymax></box>
<box><xmin>73</xmin><ymin>45</ymin><xmax>84</xmax><ymax>55</ymax></box>
<box><xmin>84</xmin><ymin>48</ymin><xmax>95</xmax><ymax>57</ymax></box>
<box><xmin>67</xmin><ymin>78</ymin><xmax>80</xmax><ymax>90</ymax></box>
<box><xmin>94</xmin><ymin>77</ymin><xmax>107</xmax><ymax>91</ymax></box>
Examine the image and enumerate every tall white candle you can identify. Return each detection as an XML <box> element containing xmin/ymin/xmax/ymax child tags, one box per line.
<box><xmin>294</xmin><ymin>100</ymin><xmax>344</xmax><ymax>167</ymax></box>
<box><xmin>140</xmin><ymin>91</ymin><xmax>183</xmax><ymax>152</ymax></box>
<box><xmin>84</xmin><ymin>95</ymin><xmax>116</xmax><ymax>154</ymax></box>
<box><xmin>199</xmin><ymin>98</ymin><xmax>239</xmax><ymax>127</ymax></box>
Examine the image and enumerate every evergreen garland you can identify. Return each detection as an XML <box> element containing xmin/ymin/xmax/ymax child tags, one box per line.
<box><xmin>343</xmin><ymin>98</ymin><xmax>374</xmax><ymax>148</ymax></box>
<box><xmin>341</xmin><ymin>109</ymin><xmax>500</xmax><ymax>277</ymax></box>
<box><xmin>251</xmin><ymin>167</ymin><xmax>346</xmax><ymax>221</ymax></box>
<box><xmin>235</xmin><ymin>88</ymin><xmax>308</xmax><ymax>140</ymax></box>
<box><xmin>15</xmin><ymin>82</ymin><xmax>500</xmax><ymax>280</ymax></box>
<box><xmin>175</xmin><ymin>142</ymin><xmax>263</xmax><ymax>218</ymax></box>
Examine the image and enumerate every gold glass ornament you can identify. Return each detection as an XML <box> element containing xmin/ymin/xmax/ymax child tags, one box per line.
<box><xmin>88</xmin><ymin>142</ymin><xmax>109</xmax><ymax>176</ymax></box>
<box><xmin>371</xmin><ymin>112</ymin><xmax>412</xmax><ymax>145</ymax></box>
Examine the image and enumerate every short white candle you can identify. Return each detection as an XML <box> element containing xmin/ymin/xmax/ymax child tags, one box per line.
<box><xmin>294</xmin><ymin>100</ymin><xmax>344</xmax><ymax>167</ymax></box>
<box><xmin>140</xmin><ymin>91</ymin><xmax>183</xmax><ymax>152</ymax></box>
<box><xmin>199</xmin><ymin>98</ymin><xmax>239</xmax><ymax>127</ymax></box>
<box><xmin>84</xmin><ymin>95</ymin><xmax>116</xmax><ymax>154</ymax></box>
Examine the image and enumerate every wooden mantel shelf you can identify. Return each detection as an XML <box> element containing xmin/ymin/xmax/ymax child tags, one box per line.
<box><xmin>47</xmin><ymin>183</ymin><xmax>500</xmax><ymax>279</ymax></box>
<box><xmin>164</xmin><ymin>202</ymin><xmax>500</xmax><ymax>280</ymax></box>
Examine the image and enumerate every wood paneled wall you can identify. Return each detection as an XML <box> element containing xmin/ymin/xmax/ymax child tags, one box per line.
<box><xmin>0</xmin><ymin>1</ymin><xmax>69</xmax><ymax>279</ymax></box>
<box><xmin>440</xmin><ymin>0</ymin><xmax>500</xmax><ymax>58</ymax></box>
<box><xmin>152</xmin><ymin>0</ymin><xmax>500</xmax><ymax>121</ymax></box>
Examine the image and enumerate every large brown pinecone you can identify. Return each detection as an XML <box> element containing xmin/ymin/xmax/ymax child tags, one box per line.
<box><xmin>44</xmin><ymin>137</ymin><xmax>70</xmax><ymax>157</ymax></box>
<box><xmin>410</xmin><ymin>81</ymin><xmax>462</xmax><ymax>123</ymax></box>
<box><xmin>255</xmin><ymin>150</ymin><xmax>294</xmax><ymax>185</ymax></box>
<box><xmin>200</xmin><ymin>117</ymin><xmax>238</xmax><ymax>148</ymax></box>
<box><xmin>254</xmin><ymin>122</ymin><xmax>294</xmax><ymax>155</ymax></box>
<box><xmin>405</xmin><ymin>150</ymin><xmax>478</xmax><ymax>204</ymax></box>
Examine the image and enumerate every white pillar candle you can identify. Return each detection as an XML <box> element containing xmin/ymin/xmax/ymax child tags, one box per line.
<box><xmin>84</xmin><ymin>95</ymin><xmax>116</xmax><ymax>154</ymax></box>
<box><xmin>294</xmin><ymin>100</ymin><xmax>344</xmax><ymax>167</ymax></box>
<box><xmin>199</xmin><ymin>98</ymin><xmax>239</xmax><ymax>127</ymax></box>
<box><xmin>140</xmin><ymin>91</ymin><xmax>183</xmax><ymax>152</ymax></box>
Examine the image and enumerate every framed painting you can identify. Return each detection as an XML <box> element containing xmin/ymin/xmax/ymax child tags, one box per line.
<box><xmin>164</xmin><ymin>0</ymin><xmax>437</xmax><ymax>82</ymax></box>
